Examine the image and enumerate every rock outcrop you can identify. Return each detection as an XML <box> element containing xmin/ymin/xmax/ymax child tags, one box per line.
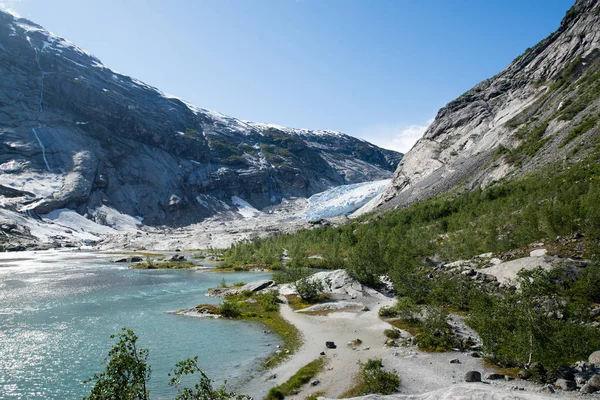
<box><xmin>0</xmin><ymin>10</ymin><xmax>401</xmax><ymax>227</ymax></box>
<box><xmin>367</xmin><ymin>0</ymin><xmax>600</xmax><ymax>213</ymax></box>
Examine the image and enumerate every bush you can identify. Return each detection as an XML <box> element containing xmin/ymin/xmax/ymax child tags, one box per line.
<box><xmin>350</xmin><ymin>359</ymin><xmax>400</xmax><ymax>396</ymax></box>
<box><xmin>220</xmin><ymin>300</ymin><xmax>240</xmax><ymax>318</ymax></box>
<box><xmin>257</xmin><ymin>289</ymin><xmax>281</xmax><ymax>312</ymax></box>
<box><xmin>378</xmin><ymin>305</ymin><xmax>398</xmax><ymax>318</ymax></box>
<box><xmin>294</xmin><ymin>277</ymin><xmax>324</xmax><ymax>303</ymax></box>
<box><xmin>384</xmin><ymin>329</ymin><xmax>401</xmax><ymax>339</ymax></box>
<box><xmin>416</xmin><ymin>308</ymin><xmax>454</xmax><ymax>352</ymax></box>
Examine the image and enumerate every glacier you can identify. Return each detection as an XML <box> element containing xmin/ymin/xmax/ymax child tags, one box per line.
<box><xmin>302</xmin><ymin>179</ymin><xmax>391</xmax><ymax>220</ymax></box>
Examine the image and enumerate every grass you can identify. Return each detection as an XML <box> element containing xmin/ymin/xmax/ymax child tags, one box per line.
<box><xmin>284</xmin><ymin>294</ymin><xmax>331</xmax><ymax>311</ymax></box>
<box><xmin>265</xmin><ymin>357</ymin><xmax>327</xmax><ymax>400</ymax></box>
<box><xmin>130</xmin><ymin>261</ymin><xmax>195</xmax><ymax>269</ymax></box>
<box><xmin>385</xmin><ymin>319</ymin><xmax>422</xmax><ymax>337</ymax></box>
<box><xmin>305</xmin><ymin>391</ymin><xmax>326</xmax><ymax>400</ymax></box>
<box><xmin>482</xmin><ymin>358</ymin><xmax>520</xmax><ymax>379</ymax></box>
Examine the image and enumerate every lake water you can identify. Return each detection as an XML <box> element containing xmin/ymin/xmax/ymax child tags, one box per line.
<box><xmin>0</xmin><ymin>251</ymin><xmax>278</xmax><ymax>399</ymax></box>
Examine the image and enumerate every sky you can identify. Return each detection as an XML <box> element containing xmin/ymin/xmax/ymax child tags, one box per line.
<box><xmin>1</xmin><ymin>0</ymin><xmax>574</xmax><ymax>153</ymax></box>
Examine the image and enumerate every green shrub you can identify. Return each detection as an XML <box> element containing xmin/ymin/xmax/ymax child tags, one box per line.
<box><xmin>416</xmin><ymin>308</ymin><xmax>454</xmax><ymax>352</ymax></box>
<box><xmin>378</xmin><ymin>305</ymin><xmax>398</xmax><ymax>318</ymax></box>
<box><xmin>384</xmin><ymin>329</ymin><xmax>401</xmax><ymax>339</ymax></box>
<box><xmin>220</xmin><ymin>300</ymin><xmax>240</xmax><ymax>318</ymax></box>
<box><xmin>294</xmin><ymin>277</ymin><xmax>324</xmax><ymax>303</ymax></box>
<box><xmin>345</xmin><ymin>359</ymin><xmax>400</xmax><ymax>396</ymax></box>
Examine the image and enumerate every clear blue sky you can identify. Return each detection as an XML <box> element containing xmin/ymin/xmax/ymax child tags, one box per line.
<box><xmin>2</xmin><ymin>0</ymin><xmax>574</xmax><ymax>152</ymax></box>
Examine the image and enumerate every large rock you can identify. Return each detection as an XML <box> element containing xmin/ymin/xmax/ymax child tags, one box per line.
<box><xmin>590</xmin><ymin>350</ymin><xmax>600</xmax><ymax>365</ymax></box>
<box><xmin>464</xmin><ymin>371</ymin><xmax>481</xmax><ymax>382</ymax></box>
<box><xmin>589</xmin><ymin>373</ymin><xmax>600</xmax><ymax>389</ymax></box>
<box><xmin>206</xmin><ymin>280</ymin><xmax>275</xmax><ymax>298</ymax></box>
<box><xmin>279</xmin><ymin>269</ymin><xmax>384</xmax><ymax>298</ymax></box>
<box><xmin>555</xmin><ymin>378</ymin><xmax>577</xmax><ymax>391</ymax></box>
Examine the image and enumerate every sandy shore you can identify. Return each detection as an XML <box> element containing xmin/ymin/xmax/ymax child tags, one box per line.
<box><xmin>241</xmin><ymin>293</ymin><xmax>584</xmax><ymax>400</ymax></box>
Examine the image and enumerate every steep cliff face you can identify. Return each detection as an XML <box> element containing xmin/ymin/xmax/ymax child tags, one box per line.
<box><xmin>369</xmin><ymin>0</ymin><xmax>600</xmax><ymax>213</ymax></box>
<box><xmin>0</xmin><ymin>10</ymin><xmax>401</xmax><ymax>226</ymax></box>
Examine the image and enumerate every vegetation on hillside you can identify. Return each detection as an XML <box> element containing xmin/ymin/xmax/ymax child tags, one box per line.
<box><xmin>224</xmin><ymin>154</ymin><xmax>600</xmax><ymax>379</ymax></box>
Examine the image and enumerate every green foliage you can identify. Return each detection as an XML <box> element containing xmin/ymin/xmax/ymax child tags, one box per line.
<box><xmin>507</xmin><ymin>121</ymin><xmax>549</xmax><ymax>165</ymax></box>
<box><xmin>220</xmin><ymin>278</ymin><xmax>227</xmax><ymax>288</ymax></box>
<box><xmin>347</xmin><ymin>229</ymin><xmax>385</xmax><ymax>288</ymax></box>
<box><xmin>256</xmin><ymin>289</ymin><xmax>281</xmax><ymax>312</ymax></box>
<box><xmin>468</xmin><ymin>267</ymin><xmax>600</xmax><ymax>373</ymax></box>
<box><xmin>85</xmin><ymin>328</ymin><xmax>249</xmax><ymax>400</ymax></box>
<box><xmin>383</xmin><ymin>329</ymin><xmax>401</xmax><ymax>339</ymax></box>
<box><xmin>85</xmin><ymin>328</ymin><xmax>151</xmax><ymax>400</ymax></box>
<box><xmin>219</xmin><ymin>300</ymin><xmax>240</xmax><ymax>318</ymax></box>
<box><xmin>294</xmin><ymin>277</ymin><xmax>324</xmax><ymax>303</ymax></box>
<box><xmin>416</xmin><ymin>308</ymin><xmax>454</xmax><ymax>352</ymax></box>
<box><xmin>183</xmin><ymin>128</ymin><xmax>201</xmax><ymax>140</ymax></box>
<box><xmin>265</xmin><ymin>357</ymin><xmax>327</xmax><ymax>400</ymax></box>
<box><xmin>560</xmin><ymin>115</ymin><xmax>598</xmax><ymax>147</ymax></box>
<box><xmin>168</xmin><ymin>356</ymin><xmax>250</xmax><ymax>400</ymax></box>
<box><xmin>344</xmin><ymin>359</ymin><xmax>400</xmax><ymax>396</ymax></box>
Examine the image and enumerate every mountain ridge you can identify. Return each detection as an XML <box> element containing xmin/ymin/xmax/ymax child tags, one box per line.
<box><xmin>0</xmin><ymin>9</ymin><xmax>401</xmax><ymax>226</ymax></box>
<box><xmin>365</xmin><ymin>0</ymin><xmax>600</xmax><ymax>214</ymax></box>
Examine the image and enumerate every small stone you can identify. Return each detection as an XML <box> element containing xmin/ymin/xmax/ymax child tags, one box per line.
<box><xmin>541</xmin><ymin>385</ymin><xmax>555</xmax><ymax>394</ymax></box>
<box><xmin>450</xmin><ymin>359</ymin><xmax>461</xmax><ymax>364</ymax></box>
<box><xmin>464</xmin><ymin>371</ymin><xmax>481</xmax><ymax>382</ymax></box>
<box><xmin>311</xmin><ymin>380</ymin><xmax>320</xmax><ymax>386</ymax></box>
<box><xmin>320</xmin><ymin>351</ymin><xmax>325</xmax><ymax>356</ymax></box>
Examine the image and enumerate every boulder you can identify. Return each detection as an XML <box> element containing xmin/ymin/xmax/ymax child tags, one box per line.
<box><xmin>529</xmin><ymin>249</ymin><xmax>548</xmax><ymax>257</ymax></box>
<box><xmin>589</xmin><ymin>350</ymin><xmax>600</xmax><ymax>365</ymax></box>
<box><xmin>589</xmin><ymin>374</ymin><xmax>600</xmax><ymax>389</ymax></box>
<box><xmin>279</xmin><ymin>269</ymin><xmax>383</xmax><ymax>298</ymax></box>
<box><xmin>485</xmin><ymin>373</ymin><xmax>504</xmax><ymax>380</ymax></box>
<box><xmin>554</xmin><ymin>379</ymin><xmax>577</xmax><ymax>391</ymax></box>
<box><xmin>206</xmin><ymin>280</ymin><xmax>275</xmax><ymax>298</ymax></box>
<box><xmin>170</xmin><ymin>254</ymin><xmax>185</xmax><ymax>261</ymax></box>
<box><xmin>464</xmin><ymin>371</ymin><xmax>481</xmax><ymax>382</ymax></box>
<box><xmin>580</xmin><ymin>384</ymin><xmax>597</xmax><ymax>394</ymax></box>
<box><xmin>325</xmin><ymin>341</ymin><xmax>336</xmax><ymax>349</ymax></box>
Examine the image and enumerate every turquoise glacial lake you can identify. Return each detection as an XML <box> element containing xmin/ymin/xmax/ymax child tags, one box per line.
<box><xmin>0</xmin><ymin>252</ymin><xmax>277</xmax><ymax>399</ymax></box>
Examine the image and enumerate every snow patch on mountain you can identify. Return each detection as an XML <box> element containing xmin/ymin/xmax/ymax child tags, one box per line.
<box><xmin>89</xmin><ymin>205</ymin><xmax>142</xmax><ymax>232</ymax></box>
<box><xmin>303</xmin><ymin>179</ymin><xmax>391</xmax><ymax>220</ymax></box>
<box><xmin>231</xmin><ymin>196</ymin><xmax>260</xmax><ymax>219</ymax></box>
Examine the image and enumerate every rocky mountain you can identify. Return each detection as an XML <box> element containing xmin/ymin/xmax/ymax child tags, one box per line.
<box><xmin>0</xmin><ymin>10</ymin><xmax>401</xmax><ymax>226</ymax></box>
<box><xmin>367</xmin><ymin>0</ymin><xmax>600</xmax><ymax>213</ymax></box>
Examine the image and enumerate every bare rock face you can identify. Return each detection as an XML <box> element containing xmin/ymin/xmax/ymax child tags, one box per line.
<box><xmin>368</xmin><ymin>0</ymin><xmax>600</xmax><ymax>213</ymax></box>
<box><xmin>0</xmin><ymin>10</ymin><xmax>401</xmax><ymax>226</ymax></box>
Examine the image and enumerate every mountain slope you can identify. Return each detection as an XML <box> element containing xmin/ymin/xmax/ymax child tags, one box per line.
<box><xmin>368</xmin><ymin>0</ymin><xmax>600</xmax><ymax>213</ymax></box>
<box><xmin>0</xmin><ymin>10</ymin><xmax>401</xmax><ymax>226</ymax></box>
